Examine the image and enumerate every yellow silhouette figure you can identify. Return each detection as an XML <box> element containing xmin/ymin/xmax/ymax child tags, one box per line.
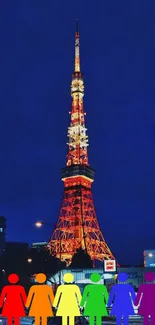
<box><xmin>25</xmin><ymin>273</ymin><xmax>54</xmax><ymax>325</ymax></box>
<box><xmin>53</xmin><ymin>273</ymin><xmax>81</xmax><ymax>325</ymax></box>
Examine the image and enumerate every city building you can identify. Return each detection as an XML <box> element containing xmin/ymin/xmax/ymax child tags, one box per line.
<box><xmin>47</xmin><ymin>21</ymin><xmax>116</xmax><ymax>266</ymax></box>
<box><xmin>0</xmin><ymin>216</ymin><xmax>6</xmax><ymax>255</ymax></box>
<box><xmin>31</xmin><ymin>242</ymin><xmax>48</xmax><ymax>252</ymax></box>
<box><xmin>144</xmin><ymin>250</ymin><xmax>155</xmax><ymax>267</ymax></box>
<box><xmin>5</xmin><ymin>241</ymin><xmax>29</xmax><ymax>254</ymax></box>
<box><xmin>48</xmin><ymin>267</ymin><xmax>155</xmax><ymax>292</ymax></box>
<box><xmin>4</xmin><ymin>241</ymin><xmax>29</xmax><ymax>272</ymax></box>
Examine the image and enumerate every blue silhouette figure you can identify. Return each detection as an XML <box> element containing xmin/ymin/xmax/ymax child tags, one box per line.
<box><xmin>107</xmin><ymin>273</ymin><xmax>136</xmax><ymax>325</ymax></box>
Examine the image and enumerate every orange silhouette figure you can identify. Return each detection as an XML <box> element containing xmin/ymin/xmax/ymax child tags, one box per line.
<box><xmin>26</xmin><ymin>273</ymin><xmax>54</xmax><ymax>325</ymax></box>
<box><xmin>0</xmin><ymin>273</ymin><xmax>27</xmax><ymax>325</ymax></box>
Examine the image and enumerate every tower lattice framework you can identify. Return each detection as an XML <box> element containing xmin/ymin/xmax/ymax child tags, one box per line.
<box><xmin>47</xmin><ymin>21</ymin><xmax>116</xmax><ymax>265</ymax></box>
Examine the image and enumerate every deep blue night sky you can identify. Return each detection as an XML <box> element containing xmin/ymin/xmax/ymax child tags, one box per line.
<box><xmin>0</xmin><ymin>0</ymin><xmax>154</xmax><ymax>265</ymax></box>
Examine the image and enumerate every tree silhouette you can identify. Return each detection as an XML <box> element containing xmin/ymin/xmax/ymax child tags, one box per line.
<box><xmin>70</xmin><ymin>247</ymin><xmax>93</xmax><ymax>269</ymax></box>
<box><xmin>28</xmin><ymin>247</ymin><xmax>66</xmax><ymax>275</ymax></box>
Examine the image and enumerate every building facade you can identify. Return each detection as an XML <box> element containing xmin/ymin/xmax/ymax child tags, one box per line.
<box><xmin>31</xmin><ymin>242</ymin><xmax>48</xmax><ymax>252</ymax></box>
<box><xmin>48</xmin><ymin>267</ymin><xmax>155</xmax><ymax>292</ymax></box>
<box><xmin>4</xmin><ymin>242</ymin><xmax>29</xmax><ymax>273</ymax></box>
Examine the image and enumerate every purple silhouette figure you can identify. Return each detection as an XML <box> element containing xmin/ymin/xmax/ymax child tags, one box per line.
<box><xmin>134</xmin><ymin>272</ymin><xmax>155</xmax><ymax>325</ymax></box>
<box><xmin>107</xmin><ymin>273</ymin><xmax>136</xmax><ymax>325</ymax></box>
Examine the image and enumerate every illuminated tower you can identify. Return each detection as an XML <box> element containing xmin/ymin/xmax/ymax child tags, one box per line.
<box><xmin>48</xmin><ymin>21</ymin><xmax>116</xmax><ymax>265</ymax></box>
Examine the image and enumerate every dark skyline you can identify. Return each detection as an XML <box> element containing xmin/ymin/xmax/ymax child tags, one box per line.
<box><xmin>0</xmin><ymin>0</ymin><xmax>154</xmax><ymax>265</ymax></box>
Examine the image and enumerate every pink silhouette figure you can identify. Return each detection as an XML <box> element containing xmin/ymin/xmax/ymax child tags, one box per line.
<box><xmin>134</xmin><ymin>272</ymin><xmax>155</xmax><ymax>325</ymax></box>
<box><xmin>0</xmin><ymin>273</ymin><xmax>27</xmax><ymax>325</ymax></box>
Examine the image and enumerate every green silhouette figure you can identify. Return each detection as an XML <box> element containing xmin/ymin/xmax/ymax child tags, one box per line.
<box><xmin>80</xmin><ymin>273</ymin><xmax>109</xmax><ymax>325</ymax></box>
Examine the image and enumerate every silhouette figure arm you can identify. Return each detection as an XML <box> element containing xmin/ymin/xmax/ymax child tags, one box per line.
<box><xmin>134</xmin><ymin>286</ymin><xmax>143</xmax><ymax>307</ymax></box>
<box><xmin>48</xmin><ymin>286</ymin><xmax>55</xmax><ymax>305</ymax></box>
<box><xmin>0</xmin><ymin>287</ymin><xmax>7</xmax><ymax>307</ymax></box>
<box><xmin>75</xmin><ymin>286</ymin><xmax>82</xmax><ymax>305</ymax></box>
<box><xmin>103</xmin><ymin>285</ymin><xmax>109</xmax><ymax>304</ymax></box>
<box><xmin>25</xmin><ymin>287</ymin><xmax>34</xmax><ymax>308</ymax></box>
<box><xmin>20</xmin><ymin>287</ymin><xmax>27</xmax><ymax>305</ymax></box>
<box><xmin>80</xmin><ymin>286</ymin><xmax>89</xmax><ymax>307</ymax></box>
<box><xmin>107</xmin><ymin>285</ymin><xmax>115</xmax><ymax>307</ymax></box>
<box><xmin>53</xmin><ymin>286</ymin><xmax>62</xmax><ymax>308</ymax></box>
<box><xmin>129</xmin><ymin>285</ymin><xmax>136</xmax><ymax>304</ymax></box>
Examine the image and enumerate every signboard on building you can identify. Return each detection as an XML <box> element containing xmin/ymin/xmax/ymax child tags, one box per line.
<box><xmin>144</xmin><ymin>250</ymin><xmax>155</xmax><ymax>267</ymax></box>
<box><xmin>104</xmin><ymin>260</ymin><xmax>116</xmax><ymax>272</ymax></box>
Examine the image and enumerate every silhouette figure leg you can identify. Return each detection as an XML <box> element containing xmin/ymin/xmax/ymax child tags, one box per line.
<box><xmin>41</xmin><ymin>317</ymin><xmax>47</xmax><ymax>325</ymax></box>
<box><xmin>7</xmin><ymin>317</ymin><xmax>13</xmax><ymax>325</ymax></box>
<box><xmin>96</xmin><ymin>316</ymin><xmax>101</xmax><ymax>325</ymax></box>
<box><xmin>14</xmin><ymin>317</ymin><xmax>20</xmax><ymax>325</ymax></box>
<box><xmin>116</xmin><ymin>315</ymin><xmax>122</xmax><ymax>325</ymax></box>
<box><xmin>150</xmin><ymin>315</ymin><xmax>155</xmax><ymax>325</ymax></box>
<box><xmin>123</xmin><ymin>315</ymin><xmax>129</xmax><ymax>325</ymax></box>
<box><xmin>69</xmin><ymin>316</ymin><xmax>74</xmax><ymax>325</ymax></box>
<box><xmin>143</xmin><ymin>315</ymin><xmax>149</xmax><ymax>325</ymax></box>
<box><xmin>34</xmin><ymin>316</ymin><xmax>40</xmax><ymax>325</ymax></box>
<box><xmin>89</xmin><ymin>316</ymin><xmax>94</xmax><ymax>325</ymax></box>
<box><xmin>62</xmin><ymin>316</ymin><xmax>67</xmax><ymax>325</ymax></box>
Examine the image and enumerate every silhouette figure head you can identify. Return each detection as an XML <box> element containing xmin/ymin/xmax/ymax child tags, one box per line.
<box><xmin>118</xmin><ymin>272</ymin><xmax>128</xmax><ymax>283</ymax></box>
<box><xmin>144</xmin><ymin>272</ymin><xmax>155</xmax><ymax>282</ymax></box>
<box><xmin>90</xmin><ymin>272</ymin><xmax>101</xmax><ymax>283</ymax></box>
<box><xmin>35</xmin><ymin>273</ymin><xmax>46</xmax><ymax>284</ymax></box>
<box><xmin>63</xmin><ymin>273</ymin><xmax>74</xmax><ymax>283</ymax></box>
<box><xmin>8</xmin><ymin>273</ymin><xmax>19</xmax><ymax>284</ymax></box>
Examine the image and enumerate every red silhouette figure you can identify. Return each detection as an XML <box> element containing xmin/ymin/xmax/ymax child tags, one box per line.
<box><xmin>0</xmin><ymin>273</ymin><xmax>27</xmax><ymax>325</ymax></box>
<box><xmin>134</xmin><ymin>272</ymin><xmax>155</xmax><ymax>325</ymax></box>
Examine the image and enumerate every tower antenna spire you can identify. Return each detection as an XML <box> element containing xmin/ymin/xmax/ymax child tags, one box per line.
<box><xmin>76</xmin><ymin>19</ymin><xmax>78</xmax><ymax>33</ymax></box>
<box><xmin>75</xmin><ymin>19</ymin><xmax>80</xmax><ymax>72</ymax></box>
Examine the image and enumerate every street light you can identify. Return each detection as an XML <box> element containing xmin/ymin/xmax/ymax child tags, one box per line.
<box><xmin>27</xmin><ymin>258</ymin><xmax>32</xmax><ymax>263</ymax></box>
<box><xmin>35</xmin><ymin>221</ymin><xmax>61</xmax><ymax>258</ymax></box>
<box><xmin>148</xmin><ymin>253</ymin><xmax>153</xmax><ymax>257</ymax></box>
<box><xmin>35</xmin><ymin>221</ymin><xmax>43</xmax><ymax>228</ymax></box>
<box><xmin>35</xmin><ymin>221</ymin><xmax>54</xmax><ymax>227</ymax></box>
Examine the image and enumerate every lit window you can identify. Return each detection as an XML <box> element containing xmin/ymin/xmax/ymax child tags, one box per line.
<box><xmin>0</xmin><ymin>228</ymin><xmax>3</xmax><ymax>232</ymax></box>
